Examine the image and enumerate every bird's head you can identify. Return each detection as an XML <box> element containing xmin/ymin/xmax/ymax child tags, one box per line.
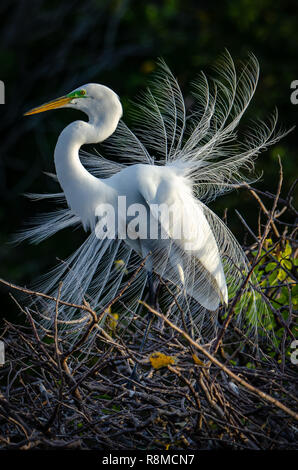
<box><xmin>24</xmin><ymin>83</ymin><xmax>123</xmax><ymax>123</ymax></box>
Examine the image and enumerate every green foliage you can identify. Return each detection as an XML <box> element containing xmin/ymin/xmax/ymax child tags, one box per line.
<box><xmin>236</xmin><ymin>237</ymin><xmax>297</xmax><ymax>363</ymax></box>
<box><xmin>253</xmin><ymin>239</ymin><xmax>296</xmax><ymax>304</ymax></box>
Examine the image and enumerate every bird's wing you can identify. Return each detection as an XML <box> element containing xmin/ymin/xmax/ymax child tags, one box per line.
<box><xmin>138</xmin><ymin>171</ymin><xmax>228</xmax><ymax>311</ymax></box>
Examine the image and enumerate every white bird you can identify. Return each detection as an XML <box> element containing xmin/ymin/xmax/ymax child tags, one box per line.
<box><xmin>20</xmin><ymin>52</ymin><xmax>284</xmax><ymax>345</ymax></box>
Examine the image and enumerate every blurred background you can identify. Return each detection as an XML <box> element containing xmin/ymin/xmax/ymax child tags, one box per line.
<box><xmin>0</xmin><ymin>0</ymin><xmax>297</xmax><ymax>319</ymax></box>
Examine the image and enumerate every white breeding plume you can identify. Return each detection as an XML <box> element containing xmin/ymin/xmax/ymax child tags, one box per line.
<box><xmin>18</xmin><ymin>52</ymin><xmax>286</xmax><ymax>344</ymax></box>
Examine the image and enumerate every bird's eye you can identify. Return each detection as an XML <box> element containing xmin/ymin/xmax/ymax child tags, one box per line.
<box><xmin>67</xmin><ymin>89</ymin><xmax>87</xmax><ymax>100</ymax></box>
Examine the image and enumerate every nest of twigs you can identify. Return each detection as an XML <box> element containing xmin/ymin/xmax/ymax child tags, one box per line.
<box><xmin>0</xmin><ymin>165</ymin><xmax>297</xmax><ymax>450</ymax></box>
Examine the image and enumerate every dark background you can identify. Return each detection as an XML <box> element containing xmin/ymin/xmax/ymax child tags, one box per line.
<box><xmin>0</xmin><ymin>0</ymin><xmax>297</xmax><ymax>318</ymax></box>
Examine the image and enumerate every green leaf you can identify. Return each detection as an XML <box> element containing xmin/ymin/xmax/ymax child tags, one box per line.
<box><xmin>281</xmin><ymin>259</ymin><xmax>292</xmax><ymax>270</ymax></box>
<box><xmin>265</xmin><ymin>262</ymin><xmax>277</xmax><ymax>273</ymax></box>
<box><xmin>277</xmin><ymin>269</ymin><xmax>287</xmax><ymax>281</ymax></box>
<box><xmin>284</xmin><ymin>241</ymin><xmax>292</xmax><ymax>257</ymax></box>
<box><xmin>268</xmin><ymin>270</ymin><xmax>278</xmax><ymax>285</ymax></box>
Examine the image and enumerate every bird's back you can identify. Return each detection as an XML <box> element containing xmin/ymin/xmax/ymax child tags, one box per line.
<box><xmin>108</xmin><ymin>163</ymin><xmax>228</xmax><ymax>311</ymax></box>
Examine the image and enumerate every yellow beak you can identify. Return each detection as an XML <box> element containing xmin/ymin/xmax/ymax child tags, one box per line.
<box><xmin>24</xmin><ymin>95</ymin><xmax>72</xmax><ymax>116</ymax></box>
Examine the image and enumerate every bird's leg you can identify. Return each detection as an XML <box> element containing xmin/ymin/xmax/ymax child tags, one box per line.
<box><xmin>127</xmin><ymin>271</ymin><xmax>159</xmax><ymax>385</ymax></box>
<box><xmin>139</xmin><ymin>271</ymin><xmax>161</xmax><ymax>348</ymax></box>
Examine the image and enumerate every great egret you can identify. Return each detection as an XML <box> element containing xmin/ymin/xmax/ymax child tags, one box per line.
<box><xmin>20</xmin><ymin>52</ymin><xmax>285</xmax><ymax>348</ymax></box>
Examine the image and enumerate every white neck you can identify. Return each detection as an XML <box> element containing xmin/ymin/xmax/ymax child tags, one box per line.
<box><xmin>54</xmin><ymin>116</ymin><xmax>118</xmax><ymax>230</ymax></box>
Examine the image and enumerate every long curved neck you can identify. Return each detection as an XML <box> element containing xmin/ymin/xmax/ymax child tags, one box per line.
<box><xmin>54</xmin><ymin>119</ymin><xmax>115</xmax><ymax>230</ymax></box>
<box><xmin>54</xmin><ymin>120</ymin><xmax>99</xmax><ymax>189</ymax></box>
